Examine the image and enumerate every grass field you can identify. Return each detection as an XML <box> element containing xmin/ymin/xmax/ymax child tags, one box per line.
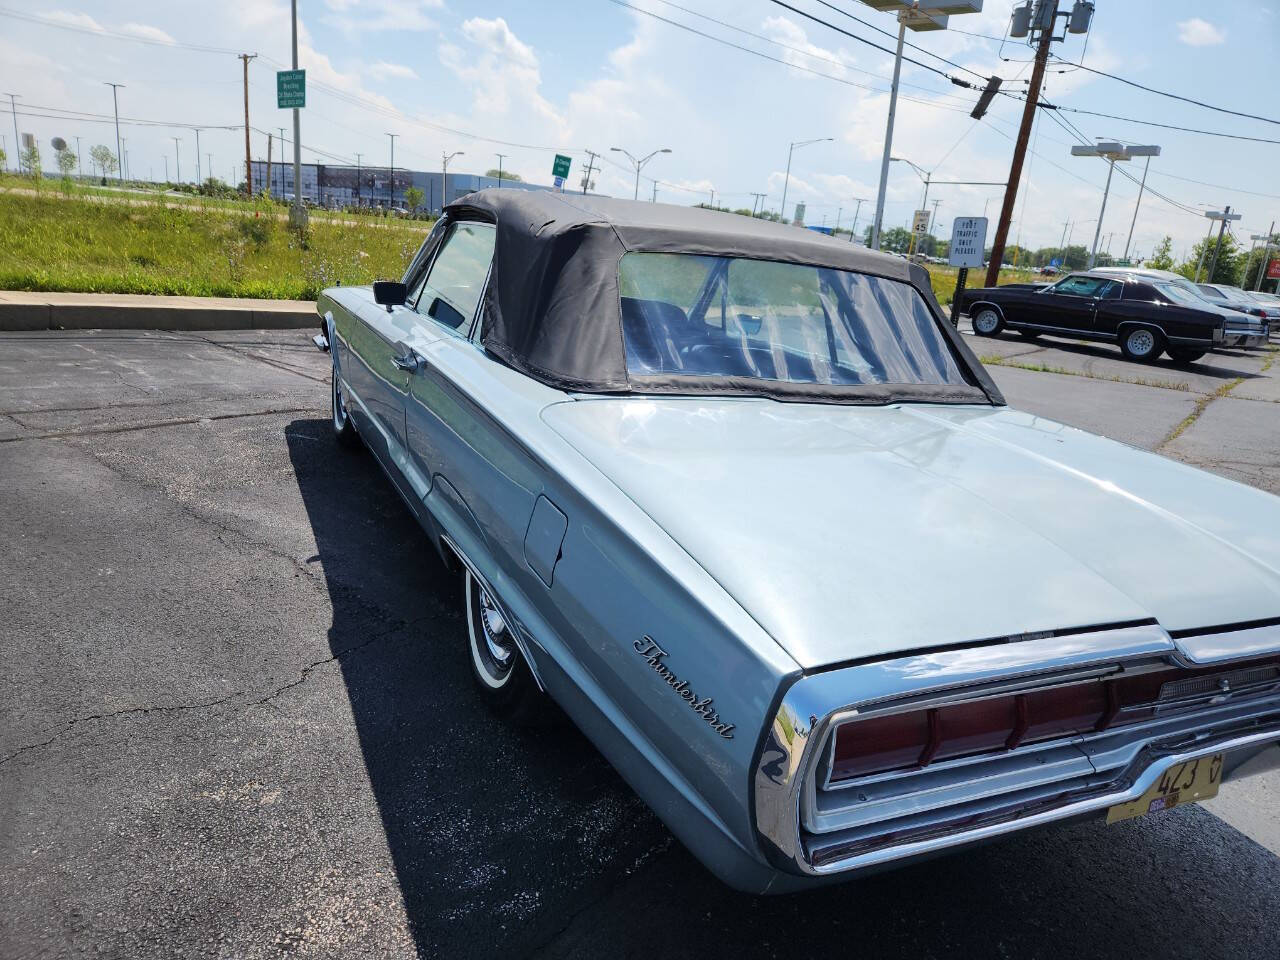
<box><xmin>1</xmin><ymin>178</ymin><xmax>1040</xmax><ymax>302</ymax></box>
<box><xmin>0</xmin><ymin>184</ymin><xmax>430</xmax><ymax>300</ymax></box>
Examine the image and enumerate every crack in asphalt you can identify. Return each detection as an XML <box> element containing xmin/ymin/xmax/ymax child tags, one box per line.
<box><xmin>189</xmin><ymin>333</ymin><xmax>331</xmax><ymax>384</ymax></box>
<box><xmin>0</xmin><ymin>405</ymin><xmax>321</xmax><ymax>443</ymax></box>
<box><xmin>0</xmin><ymin>691</ymin><xmax>246</xmax><ymax>767</ymax></box>
<box><xmin>1158</xmin><ymin>376</ymin><xmax>1247</xmax><ymax>450</ymax></box>
<box><xmin>0</xmin><ymin>618</ymin><xmax>423</xmax><ymax>767</ymax></box>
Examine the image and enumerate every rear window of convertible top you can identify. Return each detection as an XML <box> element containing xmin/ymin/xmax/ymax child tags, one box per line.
<box><xmin>617</xmin><ymin>252</ymin><xmax>967</xmax><ymax>388</ymax></box>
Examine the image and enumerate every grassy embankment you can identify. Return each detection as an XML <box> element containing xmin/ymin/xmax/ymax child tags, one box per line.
<box><xmin>0</xmin><ymin>177</ymin><xmax>1039</xmax><ymax>302</ymax></box>
<box><xmin>0</xmin><ymin>183</ymin><xmax>429</xmax><ymax>300</ymax></box>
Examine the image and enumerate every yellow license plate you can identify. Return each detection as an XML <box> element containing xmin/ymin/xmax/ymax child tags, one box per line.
<box><xmin>1107</xmin><ymin>753</ymin><xmax>1224</xmax><ymax>824</ymax></box>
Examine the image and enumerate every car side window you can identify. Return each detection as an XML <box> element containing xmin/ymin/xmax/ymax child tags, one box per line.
<box><xmin>413</xmin><ymin>221</ymin><xmax>496</xmax><ymax>331</ymax></box>
<box><xmin>1101</xmin><ymin>281</ymin><xmax>1121</xmax><ymax>300</ymax></box>
<box><xmin>1049</xmin><ymin>275</ymin><xmax>1107</xmax><ymax>298</ymax></box>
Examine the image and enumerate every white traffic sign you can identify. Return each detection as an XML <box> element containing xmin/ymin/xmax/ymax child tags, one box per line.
<box><xmin>949</xmin><ymin>216</ymin><xmax>988</xmax><ymax>268</ymax></box>
<box><xmin>912</xmin><ymin>209</ymin><xmax>931</xmax><ymax>235</ymax></box>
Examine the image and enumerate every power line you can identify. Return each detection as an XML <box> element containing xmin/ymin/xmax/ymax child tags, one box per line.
<box><xmin>642</xmin><ymin>0</ymin><xmax>974</xmax><ymax>104</ymax></box>
<box><xmin>602</xmin><ymin>0</ymin><xmax>979</xmax><ymax>111</ymax></box>
<box><xmin>1041</xmin><ymin>102</ymin><xmax>1280</xmax><ymax>146</ymax></box>
<box><xmin>1048</xmin><ymin>56</ymin><xmax>1280</xmax><ymax>127</ymax></box>
<box><xmin>763</xmin><ymin>0</ymin><xmax>982</xmax><ymax>86</ymax></box>
<box><xmin>806</xmin><ymin>0</ymin><xmax>988</xmax><ymax>81</ymax></box>
<box><xmin>0</xmin><ymin>7</ymin><xmax>244</xmax><ymax>56</ymax></box>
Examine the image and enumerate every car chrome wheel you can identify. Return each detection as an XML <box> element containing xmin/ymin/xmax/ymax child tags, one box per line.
<box><xmin>1121</xmin><ymin>326</ymin><xmax>1163</xmax><ymax>363</ymax></box>
<box><xmin>973</xmin><ymin>309</ymin><xmax>1002</xmax><ymax>336</ymax></box>
<box><xmin>468</xmin><ymin>571</ymin><xmax>516</xmax><ymax>688</ymax></box>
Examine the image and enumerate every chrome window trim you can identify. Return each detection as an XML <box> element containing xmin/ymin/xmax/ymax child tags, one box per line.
<box><xmin>752</xmin><ymin>621</ymin><xmax>1280</xmax><ymax>877</ymax></box>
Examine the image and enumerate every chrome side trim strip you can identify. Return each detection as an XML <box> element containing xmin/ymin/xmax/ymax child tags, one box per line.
<box><xmin>753</xmin><ymin>623</ymin><xmax>1175</xmax><ymax>873</ymax></box>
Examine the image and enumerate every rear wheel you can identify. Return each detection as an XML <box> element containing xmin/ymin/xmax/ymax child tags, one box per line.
<box><xmin>1119</xmin><ymin>326</ymin><xmax>1165</xmax><ymax>363</ymax></box>
<box><xmin>972</xmin><ymin>308</ymin><xmax>1004</xmax><ymax>337</ymax></box>
<box><xmin>465</xmin><ymin>568</ymin><xmax>544</xmax><ymax>722</ymax></box>
<box><xmin>1166</xmin><ymin>345</ymin><xmax>1207</xmax><ymax>364</ymax></box>
<box><xmin>331</xmin><ymin>364</ymin><xmax>360</xmax><ymax>448</ymax></box>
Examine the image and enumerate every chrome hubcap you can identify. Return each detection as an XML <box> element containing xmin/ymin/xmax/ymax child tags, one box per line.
<box><xmin>478</xmin><ymin>585</ymin><xmax>514</xmax><ymax>669</ymax></box>
<box><xmin>333</xmin><ymin>372</ymin><xmax>349</xmax><ymax>429</ymax></box>
<box><xmin>1128</xmin><ymin>330</ymin><xmax>1155</xmax><ymax>355</ymax></box>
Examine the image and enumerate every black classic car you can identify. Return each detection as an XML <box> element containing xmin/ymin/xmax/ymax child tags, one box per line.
<box><xmin>957</xmin><ymin>269</ymin><xmax>1269</xmax><ymax>363</ymax></box>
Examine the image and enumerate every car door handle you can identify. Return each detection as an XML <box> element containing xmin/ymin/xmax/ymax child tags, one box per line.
<box><xmin>392</xmin><ymin>349</ymin><xmax>423</xmax><ymax>372</ymax></box>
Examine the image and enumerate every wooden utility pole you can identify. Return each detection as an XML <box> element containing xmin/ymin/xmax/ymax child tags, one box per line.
<box><xmin>984</xmin><ymin>16</ymin><xmax>1054</xmax><ymax>288</ymax></box>
<box><xmin>239</xmin><ymin>53</ymin><xmax>257</xmax><ymax>195</ymax></box>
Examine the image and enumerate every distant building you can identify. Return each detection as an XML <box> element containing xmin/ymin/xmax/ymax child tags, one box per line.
<box><xmin>247</xmin><ymin>161</ymin><xmax>555</xmax><ymax>212</ymax></box>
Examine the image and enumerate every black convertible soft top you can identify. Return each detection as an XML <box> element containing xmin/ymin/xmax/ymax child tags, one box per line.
<box><xmin>444</xmin><ymin>189</ymin><xmax>1002</xmax><ymax>404</ymax></box>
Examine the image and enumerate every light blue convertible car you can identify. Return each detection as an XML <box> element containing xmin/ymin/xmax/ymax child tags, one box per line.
<box><xmin>315</xmin><ymin>190</ymin><xmax>1280</xmax><ymax>892</ymax></box>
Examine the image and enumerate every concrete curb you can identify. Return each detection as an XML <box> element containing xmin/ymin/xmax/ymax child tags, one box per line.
<box><xmin>0</xmin><ymin>292</ymin><xmax>317</xmax><ymax>332</ymax></box>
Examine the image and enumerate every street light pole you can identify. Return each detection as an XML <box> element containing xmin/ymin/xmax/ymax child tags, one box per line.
<box><xmin>1122</xmin><ymin>153</ymin><xmax>1152</xmax><ymax>263</ymax></box>
<box><xmin>193</xmin><ymin>128</ymin><xmax>203</xmax><ymax>187</ymax></box>
<box><xmin>172</xmin><ymin>137</ymin><xmax>182</xmax><ymax>183</ymax></box>
<box><xmin>781</xmin><ymin>137</ymin><xmax>832</xmax><ymax>226</ymax></box>
<box><xmin>495</xmin><ymin>153</ymin><xmax>506</xmax><ymax>189</ymax></box>
<box><xmin>442</xmin><ymin>150</ymin><xmax>464</xmax><ymax>210</ymax></box>
<box><xmin>4</xmin><ymin>94</ymin><xmax>18</xmax><ymax>173</ymax></box>
<box><xmin>871</xmin><ymin>16</ymin><xmax>906</xmax><ymax>250</ymax></box>
<box><xmin>386</xmin><ymin>133</ymin><xmax>398</xmax><ymax>207</ymax></box>
<box><xmin>287</xmin><ymin>0</ymin><xmax>304</xmax><ymax>227</ymax></box>
<box><xmin>849</xmin><ymin>197</ymin><xmax>866</xmax><ymax>244</ymax></box>
<box><xmin>1206</xmin><ymin>206</ymin><xmax>1238</xmax><ymax>283</ymax></box>
<box><xmin>610</xmin><ymin>146</ymin><xmax>672</xmax><ymax>201</ymax></box>
<box><xmin>104</xmin><ymin>83</ymin><xmax>124</xmax><ymax>183</ymax></box>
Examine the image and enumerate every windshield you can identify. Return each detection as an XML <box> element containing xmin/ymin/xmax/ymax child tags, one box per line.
<box><xmin>617</xmin><ymin>253</ymin><xmax>968</xmax><ymax>388</ymax></box>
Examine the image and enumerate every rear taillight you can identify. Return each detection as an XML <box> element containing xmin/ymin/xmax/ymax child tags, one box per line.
<box><xmin>829</xmin><ymin>656</ymin><xmax>1280</xmax><ymax>784</ymax></box>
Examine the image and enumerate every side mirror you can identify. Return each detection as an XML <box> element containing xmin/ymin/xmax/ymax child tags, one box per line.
<box><xmin>373</xmin><ymin>280</ymin><xmax>408</xmax><ymax>312</ymax></box>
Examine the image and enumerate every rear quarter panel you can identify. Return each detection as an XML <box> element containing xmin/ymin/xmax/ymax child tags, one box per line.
<box><xmin>416</xmin><ymin>339</ymin><xmax>799</xmax><ymax>886</ymax></box>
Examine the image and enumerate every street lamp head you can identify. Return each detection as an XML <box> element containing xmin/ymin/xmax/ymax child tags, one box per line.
<box><xmin>659</xmin><ymin>148</ymin><xmax>672</xmax><ymax>154</ymax></box>
<box><xmin>1125</xmin><ymin>144</ymin><xmax>1161</xmax><ymax>157</ymax></box>
<box><xmin>610</xmin><ymin>147</ymin><xmax>624</xmax><ymax>152</ymax></box>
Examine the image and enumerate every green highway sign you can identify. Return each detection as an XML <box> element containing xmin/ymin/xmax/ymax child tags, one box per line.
<box><xmin>552</xmin><ymin>154</ymin><xmax>572</xmax><ymax>179</ymax></box>
<box><xmin>277</xmin><ymin>70</ymin><xmax>306</xmax><ymax>109</ymax></box>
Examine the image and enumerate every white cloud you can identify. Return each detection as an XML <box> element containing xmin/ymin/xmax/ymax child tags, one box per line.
<box><xmin>367</xmin><ymin>61</ymin><xmax>419</xmax><ymax>81</ymax></box>
<box><xmin>324</xmin><ymin>0</ymin><xmax>442</xmax><ymax>34</ymax></box>
<box><xmin>45</xmin><ymin>10</ymin><xmax>104</xmax><ymax>30</ymax></box>
<box><xmin>120</xmin><ymin>22</ymin><xmax>175</xmax><ymax>43</ymax></box>
<box><xmin>1176</xmin><ymin>18</ymin><xmax>1226</xmax><ymax>47</ymax></box>
<box><xmin>438</xmin><ymin>17</ymin><xmax>567</xmax><ymax>140</ymax></box>
<box><xmin>759</xmin><ymin>16</ymin><xmax>852</xmax><ymax>78</ymax></box>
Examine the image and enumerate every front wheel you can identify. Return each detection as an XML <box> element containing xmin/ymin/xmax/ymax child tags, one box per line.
<box><xmin>1166</xmin><ymin>346</ymin><xmax>1207</xmax><ymax>364</ymax></box>
<box><xmin>331</xmin><ymin>367</ymin><xmax>360</xmax><ymax>448</ymax></box>
<box><xmin>1119</xmin><ymin>326</ymin><xmax>1165</xmax><ymax>363</ymax></box>
<box><xmin>465</xmin><ymin>569</ymin><xmax>544</xmax><ymax>722</ymax></box>
<box><xmin>972</xmin><ymin>308</ymin><xmax>1004</xmax><ymax>337</ymax></box>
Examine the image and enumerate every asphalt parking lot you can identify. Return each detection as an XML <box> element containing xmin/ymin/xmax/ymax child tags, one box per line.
<box><xmin>2</xmin><ymin>324</ymin><xmax>1278</xmax><ymax>959</ymax></box>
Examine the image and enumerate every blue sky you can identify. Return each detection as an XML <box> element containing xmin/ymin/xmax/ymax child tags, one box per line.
<box><xmin>2</xmin><ymin>0</ymin><xmax>1278</xmax><ymax>257</ymax></box>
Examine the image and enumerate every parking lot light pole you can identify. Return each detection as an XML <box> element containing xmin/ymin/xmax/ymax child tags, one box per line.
<box><xmin>610</xmin><ymin>146</ymin><xmax>671</xmax><ymax>201</ymax></box>
<box><xmin>1254</xmin><ymin>223</ymin><xmax>1277</xmax><ymax>291</ymax></box>
<box><xmin>780</xmin><ymin>137</ymin><xmax>831</xmax><ymax>225</ymax></box>
<box><xmin>1122</xmin><ymin>148</ymin><xmax>1160</xmax><ymax>263</ymax></box>
<box><xmin>848</xmin><ymin>197</ymin><xmax>867</xmax><ymax>243</ymax></box>
<box><xmin>1071</xmin><ymin>142</ymin><xmax>1144</xmax><ymax>269</ymax></box>
<box><xmin>442</xmin><ymin>150</ymin><xmax>463</xmax><ymax>209</ymax></box>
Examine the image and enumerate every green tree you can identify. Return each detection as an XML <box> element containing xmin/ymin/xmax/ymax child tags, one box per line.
<box><xmin>1177</xmin><ymin>233</ymin><xmax>1244</xmax><ymax>285</ymax></box>
<box><xmin>56</xmin><ymin>149</ymin><xmax>77</xmax><ymax>180</ymax></box>
<box><xmin>0</xmin><ymin>145</ymin><xmax>6</xmax><ymax>169</ymax></box>
<box><xmin>485</xmin><ymin>168</ymin><xmax>523</xmax><ymax>182</ymax></box>
<box><xmin>404</xmin><ymin>185</ymin><xmax>425</xmax><ymax>212</ymax></box>
<box><xmin>21</xmin><ymin>144</ymin><xmax>41</xmax><ymax>180</ymax></box>
<box><xmin>1242</xmin><ymin>242</ymin><xmax>1276</xmax><ymax>290</ymax></box>
<box><xmin>1146</xmin><ymin>235</ymin><xmax>1174</xmax><ymax>270</ymax></box>
<box><xmin>89</xmin><ymin>144</ymin><xmax>118</xmax><ymax>180</ymax></box>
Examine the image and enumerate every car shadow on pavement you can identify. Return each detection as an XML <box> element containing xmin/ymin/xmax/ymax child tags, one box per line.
<box><xmin>286</xmin><ymin>417</ymin><xmax>1280</xmax><ymax>960</ymax></box>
